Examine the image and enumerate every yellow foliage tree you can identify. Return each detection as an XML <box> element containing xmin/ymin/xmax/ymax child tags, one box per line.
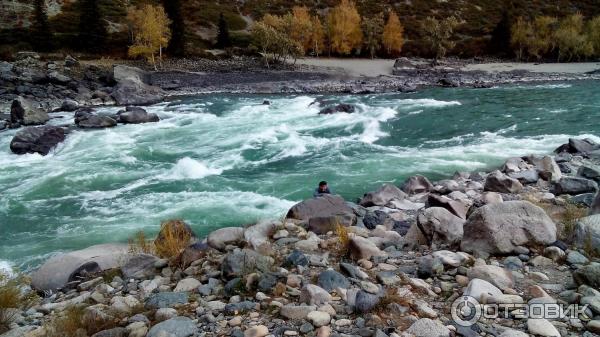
<box><xmin>586</xmin><ymin>16</ymin><xmax>600</xmax><ymax>58</ymax></box>
<box><xmin>510</xmin><ymin>16</ymin><xmax>531</xmax><ymax>61</ymax></box>
<box><xmin>127</xmin><ymin>4</ymin><xmax>171</xmax><ymax>69</ymax></box>
<box><xmin>528</xmin><ymin>16</ymin><xmax>557</xmax><ymax>60</ymax></box>
<box><xmin>382</xmin><ymin>11</ymin><xmax>404</xmax><ymax>56</ymax></box>
<box><xmin>309</xmin><ymin>15</ymin><xmax>325</xmax><ymax>56</ymax></box>
<box><xmin>328</xmin><ymin>0</ymin><xmax>363</xmax><ymax>55</ymax></box>
<box><xmin>554</xmin><ymin>13</ymin><xmax>592</xmax><ymax>61</ymax></box>
<box><xmin>421</xmin><ymin>16</ymin><xmax>460</xmax><ymax>64</ymax></box>
<box><xmin>291</xmin><ymin>6</ymin><xmax>313</xmax><ymax>54</ymax></box>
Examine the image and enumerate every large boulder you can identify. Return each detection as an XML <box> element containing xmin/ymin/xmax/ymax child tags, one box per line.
<box><xmin>10</xmin><ymin>126</ymin><xmax>65</xmax><ymax>155</ymax></box>
<box><xmin>10</xmin><ymin>96</ymin><xmax>49</xmax><ymax>125</ymax></box>
<box><xmin>427</xmin><ymin>194</ymin><xmax>469</xmax><ymax>219</ymax></box>
<box><xmin>461</xmin><ymin>201</ymin><xmax>557</xmax><ymax>256</ymax></box>
<box><xmin>360</xmin><ymin>183</ymin><xmax>406</xmax><ymax>207</ymax></box>
<box><xmin>221</xmin><ymin>249</ymin><xmax>274</xmax><ymax>279</ymax></box>
<box><xmin>526</xmin><ymin>155</ymin><xmax>562</xmax><ymax>182</ymax></box>
<box><xmin>416</xmin><ymin>207</ymin><xmax>464</xmax><ymax>247</ymax></box>
<box><xmin>74</xmin><ymin>108</ymin><xmax>117</xmax><ymax>129</ymax></box>
<box><xmin>31</xmin><ymin>243</ymin><xmax>130</xmax><ymax>291</ymax></box>
<box><xmin>551</xmin><ymin>177</ymin><xmax>598</xmax><ymax>195</ymax></box>
<box><xmin>207</xmin><ymin>227</ymin><xmax>245</xmax><ymax>251</ymax></box>
<box><xmin>117</xmin><ymin>107</ymin><xmax>160</xmax><ymax>124</ymax></box>
<box><xmin>484</xmin><ymin>170</ymin><xmax>523</xmax><ymax>193</ymax></box>
<box><xmin>573</xmin><ymin>215</ymin><xmax>600</xmax><ymax>255</ymax></box>
<box><xmin>401</xmin><ymin>175</ymin><xmax>434</xmax><ymax>195</ymax></box>
<box><xmin>111</xmin><ymin>65</ymin><xmax>165</xmax><ymax>105</ymax></box>
<box><xmin>467</xmin><ymin>265</ymin><xmax>514</xmax><ymax>290</ymax></box>
<box><xmin>555</xmin><ymin>138</ymin><xmax>600</xmax><ymax>155</ymax></box>
<box><xmin>573</xmin><ymin>264</ymin><xmax>600</xmax><ymax>289</ymax></box>
<box><xmin>121</xmin><ymin>254</ymin><xmax>159</xmax><ymax>279</ymax></box>
<box><xmin>286</xmin><ymin>194</ymin><xmax>356</xmax><ymax>227</ymax></box>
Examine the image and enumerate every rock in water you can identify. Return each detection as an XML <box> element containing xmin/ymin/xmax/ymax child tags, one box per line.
<box><xmin>461</xmin><ymin>201</ymin><xmax>556</xmax><ymax>256</ymax></box>
<box><xmin>318</xmin><ymin>103</ymin><xmax>356</xmax><ymax>114</ymax></box>
<box><xmin>10</xmin><ymin>96</ymin><xmax>49</xmax><ymax>125</ymax></box>
<box><xmin>111</xmin><ymin>65</ymin><xmax>165</xmax><ymax>106</ymax></box>
<box><xmin>10</xmin><ymin>126</ymin><xmax>65</xmax><ymax>155</ymax></box>
<box><xmin>118</xmin><ymin>106</ymin><xmax>160</xmax><ymax>124</ymax></box>
<box><xmin>31</xmin><ymin>243</ymin><xmax>130</xmax><ymax>291</ymax></box>
<box><xmin>484</xmin><ymin>170</ymin><xmax>523</xmax><ymax>193</ymax></box>
<box><xmin>75</xmin><ymin>108</ymin><xmax>117</xmax><ymax>128</ymax></box>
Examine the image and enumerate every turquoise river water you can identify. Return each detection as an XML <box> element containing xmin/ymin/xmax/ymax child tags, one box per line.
<box><xmin>1</xmin><ymin>80</ymin><xmax>600</xmax><ymax>272</ymax></box>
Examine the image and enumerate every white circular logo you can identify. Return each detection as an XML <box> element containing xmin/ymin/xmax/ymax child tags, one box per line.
<box><xmin>451</xmin><ymin>295</ymin><xmax>482</xmax><ymax>327</ymax></box>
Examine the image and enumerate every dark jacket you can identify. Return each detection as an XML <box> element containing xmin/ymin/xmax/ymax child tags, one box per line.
<box><xmin>313</xmin><ymin>187</ymin><xmax>332</xmax><ymax>198</ymax></box>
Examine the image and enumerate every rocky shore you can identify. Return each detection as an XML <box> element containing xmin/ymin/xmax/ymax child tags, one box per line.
<box><xmin>3</xmin><ymin>137</ymin><xmax>600</xmax><ymax>337</ymax></box>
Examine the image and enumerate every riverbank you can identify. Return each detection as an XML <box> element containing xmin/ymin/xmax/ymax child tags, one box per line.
<box><xmin>3</xmin><ymin>54</ymin><xmax>600</xmax><ymax>117</ymax></box>
<box><xmin>3</xmin><ymin>137</ymin><xmax>600</xmax><ymax>337</ymax></box>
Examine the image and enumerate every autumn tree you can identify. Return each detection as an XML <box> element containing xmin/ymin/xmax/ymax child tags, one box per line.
<box><xmin>216</xmin><ymin>13</ymin><xmax>231</xmax><ymax>48</ymax></box>
<box><xmin>527</xmin><ymin>16</ymin><xmax>557</xmax><ymax>60</ymax></box>
<box><xmin>30</xmin><ymin>0</ymin><xmax>53</xmax><ymax>52</ymax></box>
<box><xmin>382</xmin><ymin>11</ymin><xmax>404</xmax><ymax>56</ymax></box>
<box><xmin>127</xmin><ymin>4</ymin><xmax>172</xmax><ymax>70</ymax></box>
<box><xmin>252</xmin><ymin>16</ymin><xmax>302</xmax><ymax>67</ymax></box>
<box><xmin>291</xmin><ymin>6</ymin><xmax>313</xmax><ymax>54</ymax></box>
<box><xmin>328</xmin><ymin>0</ymin><xmax>363</xmax><ymax>55</ymax></box>
<box><xmin>586</xmin><ymin>16</ymin><xmax>600</xmax><ymax>58</ymax></box>
<box><xmin>554</xmin><ymin>13</ymin><xmax>592</xmax><ymax>61</ymax></box>
<box><xmin>510</xmin><ymin>16</ymin><xmax>532</xmax><ymax>61</ymax></box>
<box><xmin>162</xmin><ymin>0</ymin><xmax>185</xmax><ymax>56</ymax></box>
<box><xmin>362</xmin><ymin>12</ymin><xmax>384</xmax><ymax>58</ymax></box>
<box><xmin>78</xmin><ymin>0</ymin><xmax>107</xmax><ymax>52</ymax></box>
<box><xmin>309</xmin><ymin>15</ymin><xmax>325</xmax><ymax>56</ymax></box>
<box><xmin>421</xmin><ymin>16</ymin><xmax>460</xmax><ymax>64</ymax></box>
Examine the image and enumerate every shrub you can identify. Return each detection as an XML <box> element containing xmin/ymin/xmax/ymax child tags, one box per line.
<box><xmin>154</xmin><ymin>219</ymin><xmax>193</xmax><ymax>260</ymax></box>
<box><xmin>0</xmin><ymin>272</ymin><xmax>38</xmax><ymax>334</ymax></box>
<box><xmin>335</xmin><ymin>220</ymin><xmax>350</xmax><ymax>257</ymax></box>
<box><xmin>45</xmin><ymin>304</ymin><xmax>121</xmax><ymax>337</ymax></box>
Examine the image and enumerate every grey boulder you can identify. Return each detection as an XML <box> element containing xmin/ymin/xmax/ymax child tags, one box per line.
<box><xmin>484</xmin><ymin>170</ymin><xmax>523</xmax><ymax>193</ymax></box>
<box><xmin>207</xmin><ymin>227</ymin><xmax>245</xmax><ymax>251</ymax></box>
<box><xmin>147</xmin><ymin>316</ymin><xmax>197</xmax><ymax>337</ymax></box>
<box><xmin>551</xmin><ymin>177</ymin><xmax>598</xmax><ymax>195</ymax></box>
<box><xmin>286</xmin><ymin>194</ymin><xmax>356</xmax><ymax>226</ymax></box>
<box><xmin>31</xmin><ymin>243</ymin><xmax>130</xmax><ymax>291</ymax></box>
<box><xmin>10</xmin><ymin>96</ymin><xmax>49</xmax><ymax>125</ymax></box>
<box><xmin>117</xmin><ymin>107</ymin><xmax>160</xmax><ymax>124</ymax></box>
<box><xmin>360</xmin><ymin>183</ymin><xmax>406</xmax><ymax>207</ymax></box>
<box><xmin>401</xmin><ymin>175</ymin><xmax>434</xmax><ymax>195</ymax></box>
<box><xmin>573</xmin><ymin>215</ymin><xmax>600</xmax><ymax>255</ymax></box>
<box><xmin>111</xmin><ymin>65</ymin><xmax>165</xmax><ymax>106</ymax></box>
<box><xmin>461</xmin><ymin>201</ymin><xmax>556</xmax><ymax>256</ymax></box>
<box><xmin>416</xmin><ymin>207</ymin><xmax>464</xmax><ymax>247</ymax></box>
<box><xmin>10</xmin><ymin>125</ymin><xmax>65</xmax><ymax>155</ymax></box>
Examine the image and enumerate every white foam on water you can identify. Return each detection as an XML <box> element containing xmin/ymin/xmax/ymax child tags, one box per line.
<box><xmin>396</xmin><ymin>98</ymin><xmax>462</xmax><ymax>109</ymax></box>
<box><xmin>0</xmin><ymin>260</ymin><xmax>13</xmax><ymax>277</ymax></box>
<box><xmin>166</xmin><ymin>157</ymin><xmax>224</xmax><ymax>180</ymax></box>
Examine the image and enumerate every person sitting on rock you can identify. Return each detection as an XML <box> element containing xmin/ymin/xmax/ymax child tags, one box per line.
<box><xmin>313</xmin><ymin>181</ymin><xmax>332</xmax><ymax>198</ymax></box>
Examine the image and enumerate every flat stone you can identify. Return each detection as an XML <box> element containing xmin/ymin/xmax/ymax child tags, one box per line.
<box><xmin>527</xmin><ymin>318</ymin><xmax>560</xmax><ymax>337</ymax></box>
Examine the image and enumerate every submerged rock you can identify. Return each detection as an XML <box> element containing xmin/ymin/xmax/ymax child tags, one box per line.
<box><xmin>75</xmin><ymin>108</ymin><xmax>117</xmax><ymax>128</ymax></box>
<box><xmin>117</xmin><ymin>106</ymin><xmax>160</xmax><ymax>124</ymax></box>
<box><xmin>10</xmin><ymin>125</ymin><xmax>65</xmax><ymax>155</ymax></box>
<box><xmin>318</xmin><ymin>103</ymin><xmax>356</xmax><ymax>114</ymax></box>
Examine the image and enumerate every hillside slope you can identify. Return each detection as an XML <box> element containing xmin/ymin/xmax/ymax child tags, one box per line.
<box><xmin>1</xmin><ymin>0</ymin><xmax>600</xmax><ymax>57</ymax></box>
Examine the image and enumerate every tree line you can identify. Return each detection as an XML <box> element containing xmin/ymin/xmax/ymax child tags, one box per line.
<box><xmin>250</xmin><ymin>0</ymin><xmax>406</xmax><ymax>66</ymax></box>
<box><xmin>511</xmin><ymin>13</ymin><xmax>600</xmax><ymax>61</ymax></box>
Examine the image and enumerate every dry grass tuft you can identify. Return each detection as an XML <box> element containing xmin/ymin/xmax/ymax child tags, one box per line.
<box><xmin>154</xmin><ymin>219</ymin><xmax>193</xmax><ymax>260</ymax></box>
<box><xmin>0</xmin><ymin>272</ymin><xmax>38</xmax><ymax>334</ymax></box>
<box><xmin>560</xmin><ymin>203</ymin><xmax>588</xmax><ymax>241</ymax></box>
<box><xmin>44</xmin><ymin>306</ymin><xmax>87</xmax><ymax>337</ymax></box>
<box><xmin>335</xmin><ymin>219</ymin><xmax>350</xmax><ymax>257</ymax></box>
<box><xmin>128</xmin><ymin>230</ymin><xmax>155</xmax><ymax>255</ymax></box>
